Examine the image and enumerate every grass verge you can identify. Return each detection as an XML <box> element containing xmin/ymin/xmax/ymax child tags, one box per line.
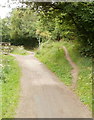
<box><xmin>36</xmin><ymin>41</ymin><xmax>72</xmax><ymax>86</ymax></box>
<box><xmin>62</xmin><ymin>41</ymin><xmax>92</xmax><ymax>110</ymax></box>
<box><xmin>1</xmin><ymin>55</ymin><xmax>21</xmax><ymax>118</ymax></box>
<box><xmin>11</xmin><ymin>46</ymin><xmax>29</xmax><ymax>55</ymax></box>
<box><xmin>35</xmin><ymin>40</ymin><xmax>92</xmax><ymax>110</ymax></box>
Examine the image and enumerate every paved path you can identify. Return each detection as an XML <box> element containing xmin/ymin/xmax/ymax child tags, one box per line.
<box><xmin>13</xmin><ymin>53</ymin><xmax>91</xmax><ymax>118</ymax></box>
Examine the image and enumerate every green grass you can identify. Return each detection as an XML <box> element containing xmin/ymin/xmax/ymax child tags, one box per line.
<box><xmin>11</xmin><ymin>46</ymin><xmax>29</xmax><ymax>55</ymax></box>
<box><xmin>1</xmin><ymin>55</ymin><xmax>21</xmax><ymax>118</ymax></box>
<box><xmin>62</xmin><ymin>41</ymin><xmax>92</xmax><ymax>110</ymax></box>
<box><xmin>36</xmin><ymin>40</ymin><xmax>92</xmax><ymax>110</ymax></box>
<box><xmin>36</xmin><ymin>41</ymin><xmax>72</xmax><ymax>86</ymax></box>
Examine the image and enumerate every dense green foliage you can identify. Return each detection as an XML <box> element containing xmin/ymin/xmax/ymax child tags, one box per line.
<box><xmin>1</xmin><ymin>9</ymin><xmax>38</xmax><ymax>48</ymax></box>
<box><xmin>26</xmin><ymin>2</ymin><xmax>94</xmax><ymax>56</ymax></box>
<box><xmin>1</xmin><ymin>2</ymin><xmax>94</xmax><ymax>56</ymax></box>
<box><xmin>36</xmin><ymin>40</ymin><xmax>92</xmax><ymax>110</ymax></box>
<box><xmin>1</xmin><ymin>55</ymin><xmax>20</xmax><ymax>118</ymax></box>
<box><xmin>1</xmin><ymin>2</ymin><xmax>93</xmax><ymax>115</ymax></box>
<box><xmin>1</xmin><ymin>18</ymin><xmax>10</xmax><ymax>42</ymax></box>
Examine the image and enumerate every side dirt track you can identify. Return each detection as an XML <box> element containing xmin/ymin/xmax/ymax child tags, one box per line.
<box><xmin>62</xmin><ymin>46</ymin><xmax>79</xmax><ymax>89</ymax></box>
<box><xmin>11</xmin><ymin>52</ymin><xmax>91</xmax><ymax>118</ymax></box>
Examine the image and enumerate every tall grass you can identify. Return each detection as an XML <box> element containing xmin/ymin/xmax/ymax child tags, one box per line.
<box><xmin>36</xmin><ymin>41</ymin><xmax>72</xmax><ymax>85</ymax></box>
<box><xmin>63</xmin><ymin>41</ymin><xmax>92</xmax><ymax>110</ymax></box>
<box><xmin>11</xmin><ymin>46</ymin><xmax>29</xmax><ymax>55</ymax></box>
<box><xmin>1</xmin><ymin>55</ymin><xmax>21</xmax><ymax>118</ymax></box>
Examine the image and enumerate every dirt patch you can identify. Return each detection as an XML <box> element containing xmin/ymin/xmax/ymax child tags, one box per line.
<box><xmin>62</xmin><ymin>46</ymin><xmax>79</xmax><ymax>89</ymax></box>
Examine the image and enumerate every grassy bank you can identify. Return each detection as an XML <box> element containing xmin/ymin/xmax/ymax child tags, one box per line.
<box><xmin>11</xmin><ymin>46</ymin><xmax>29</xmax><ymax>55</ymax></box>
<box><xmin>36</xmin><ymin>41</ymin><xmax>72</xmax><ymax>85</ymax></box>
<box><xmin>35</xmin><ymin>40</ymin><xmax>92</xmax><ymax>110</ymax></box>
<box><xmin>1</xmin><ymin>55</ymin><xmax>21</xmax><ymax>118</ymax></box>
<box><xmin>63</xmin><ymin>41</ymin><xmax>92</xmax><ymax>110</ymax></box>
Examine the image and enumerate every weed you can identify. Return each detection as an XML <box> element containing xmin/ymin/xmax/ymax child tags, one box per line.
<box><xmin>1</xmin><ymin>55</ymin><xmax>21</xmax><ymax>118</ymax></box>
<box><xmin>36</xmin><ymin>41</ymin><xmax>72</xmax><ymax>86</ymax></box>
<box><xmin>11</xmin><ymin>46</ymin><xmax>29</xmax><ymax>55</ymax></box>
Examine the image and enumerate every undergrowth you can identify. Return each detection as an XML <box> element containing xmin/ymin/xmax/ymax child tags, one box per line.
<box><xmin>1</xmin><ymin>55</ymin><xmax>21</xmax><ymax>118</ymax></box>
<box><xmin>11</xmin><ymin>46</ymin><xmax>29</xmax><ymax>55</ymax></box>
<box><xmin>36</xmin><ymin>41</ymin><xmax>72</xmax><ymax>86</ymax></box>
<box><xmin>63</xmin><ymin>41</ymin><xmax>92</xmax><ymax>110</ymax></box>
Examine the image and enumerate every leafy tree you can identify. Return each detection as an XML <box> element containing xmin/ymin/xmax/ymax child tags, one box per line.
<box><xmin>2</xmin><ymin>2</ymin><xmax>94</xmax><ymax>56</ymax></box>
<box><xmin>9</xmin><ymin>8</ymin><xmax>38</xmax><ymax>47</ymax></box>
<box><xmin>1</xmin><ymin>18</ymin><xmax>10</xmax><ymax>42</ymax></box>
<box><xmin>24</xmin><ymin>2</ymin><xmax>94</xmax><ymax>56</ymax></box>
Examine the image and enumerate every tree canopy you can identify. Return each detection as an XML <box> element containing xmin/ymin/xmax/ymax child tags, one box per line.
<box><xmin>1</xmin><ymin>2</ymin><xmax>94</xmax><ymax>56</ymax></box>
